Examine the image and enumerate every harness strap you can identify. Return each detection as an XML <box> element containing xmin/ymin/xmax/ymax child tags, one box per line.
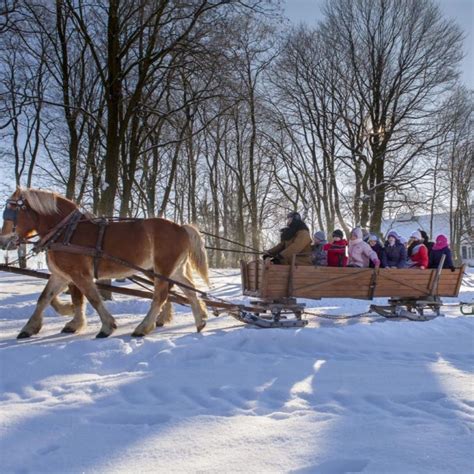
<box><xmin>93</xmin><ymin>219</ymin><xmax>108</xmax><ymax>280</ymax></box>
<box><xmin>47</xmin><ymin>242</ymin><xmax>210</xmax><ymax>299</ymax></box>
<box><xmin>33</xmin><ymin>210</ymin><xmax>83</xmax><ymax>253</ymax></box>
<box><xmin>62</xmin><ymin>211</ymin><xmax>83</xmax><ymax>245</ymax></box>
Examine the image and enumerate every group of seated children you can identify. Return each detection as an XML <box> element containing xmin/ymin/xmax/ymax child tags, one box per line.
<box><xmin>312</xmin><ymin>228</ymin><xmax>455</xmax><ymax>270</ymax></box>
<box><xmin>263</xmin><ymin>212</ymin><xmax>455</xmax><ymax>270</ymax></box>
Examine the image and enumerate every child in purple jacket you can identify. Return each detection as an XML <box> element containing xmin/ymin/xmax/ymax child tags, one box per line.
<box><xmin>382</xmin><ymin>231</ymin><xmax>407</xmax><ymax>268</ymax></box>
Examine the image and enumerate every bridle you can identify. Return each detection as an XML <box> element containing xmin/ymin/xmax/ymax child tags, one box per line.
<box><xmin>2</xmin><ymin>197</ymin><xmax>28</xmax><ymax>234</ymax></box>
<box><xmin>2</xmin><ymin>196</ymin><xmax>85</xmax><ymax>257</ymax></box>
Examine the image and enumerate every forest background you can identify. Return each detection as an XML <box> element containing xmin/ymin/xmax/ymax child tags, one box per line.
<box><xmin>0</xmin><ymin>0</ymin><xmax>472</xmax><ymax>266</ymax></box>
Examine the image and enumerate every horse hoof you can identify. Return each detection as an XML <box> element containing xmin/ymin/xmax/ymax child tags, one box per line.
<box><xmin>95</xmin><ymin>331</ymin><xmax>110</xmax><ymax>338</ymax></box>
<box><xmin>197</xmin><ymin>322</ymin><xmax>206</xmax><ymax>333</ymax></box>
<box><xmin>156</xmin><ymin>322</ymin><xmax>164</xmax><ymax>328</ymax></box>
<box><xmin>131</xmin><ymin>331</ymin><xmax>145</xmax><ymax>338</ymax></box>
<box><xmin>17</xmin><ymin>331</ymin><xmax>31</xmax><ymax>339</ymax></box>
<box><xmin>61</xmin><ymin>327</ymin><xmax>77</xmax><ymax>334</ymax></box>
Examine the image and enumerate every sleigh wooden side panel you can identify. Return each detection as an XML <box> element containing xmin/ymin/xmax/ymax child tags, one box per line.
<box><xmin>241</xmin><ymin>260</ymin><xmax>465</xmax><ymax>301</ymax></box>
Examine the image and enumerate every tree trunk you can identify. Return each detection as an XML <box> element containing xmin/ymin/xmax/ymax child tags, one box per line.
<box><xmin>99</xmin><ymin>0</ymin><xmax>121</xmax><ymax>216</ymax></box>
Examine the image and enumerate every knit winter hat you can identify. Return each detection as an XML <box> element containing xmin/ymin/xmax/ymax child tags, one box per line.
<box><xmin>433</xmin><ymin>234</ymin><xmax>449</xmax><ymax>250</ymax></box>
<box><xmin>387</xmin><ymin>230</ymin><xmax>400</xmax><ymax>240</ymax></box>
<box><xmin>313</xmin><ymin>230</ymin><xmax>326</xmax><ymax>242</ymax></box>
<box><xmin>410</xmin><ymin>230</ymin><xmax>422</xmax><ymax>240</ymax></box>
<box><xmin>368</xmin><ymin>234</ymin><xmax>378</xmax><ymax>242</ymax></box>
<box><xmin>287</xmin><ymin>211</ymin><xmax>301</xmax><ymax>221</ymax></box>
<box><xmin>332</xmin><ymin>229</ymin><xmax>344</xmax><ymax>239</ymax></box>
<box><xmin>351</xmin><ymin>227</ymin><xmax>363</xmax><ymax>239</ymax></box>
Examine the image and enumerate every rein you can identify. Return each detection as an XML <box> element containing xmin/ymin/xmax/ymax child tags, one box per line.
<box><xmin>5</xmin><ymin>203</ymin><xmax>212</xmax><ymax>299</ymax></box>
<box><xmin>46</xmin><ymin>241</ymin><xmax>211</xmax><ymax>298</ymax></box>
<box><xmin>201</xmin><ymin>231</ymin><xmax>261</xmax><ymax>253</ymax></box>
<box><xmin>90</xmin><ymin>223</ymin><xmax>264</xmax><ymax>255</ymax></box>
<box><xmin>1</xmin><ymin>199</ymin><xmax>253</xmax><ymax>305</ymax></box>
<box><xmin>204</xmin><ymin>246</ymin><xmax>261</xmax><ymax>255</ymax></box>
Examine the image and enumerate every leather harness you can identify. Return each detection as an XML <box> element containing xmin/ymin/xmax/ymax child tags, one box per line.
<box><xmin>32</xmin><ymin>210</ymin><xmax>107</xmax><ymax>280</ymax></box>
<box><xmin>2</xmin><ymin>199</ymin><xmax>208</xmax><ymax>297</ymax></box>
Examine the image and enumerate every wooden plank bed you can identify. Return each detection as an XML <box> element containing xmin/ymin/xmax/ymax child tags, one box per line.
<box><xmin>241</xmin><ymin>260</ymin><xmax>465</xmax><ymax>300</ymax></box>
<box><xmin>241</xmin><ymin>259</ymin><xmax>465</xmax><ymax>323</ymax></box>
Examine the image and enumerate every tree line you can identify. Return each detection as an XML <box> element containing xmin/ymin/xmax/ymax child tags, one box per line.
<box><xmin>0</xmin><ymin>0</ymin><xmax>472</xmax><ymax>265</ymax></box>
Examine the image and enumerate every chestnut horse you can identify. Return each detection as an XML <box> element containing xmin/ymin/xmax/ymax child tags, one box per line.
<box><xmin>0</xmin><ymin>188</ymin><xmax>210</xmax><ymax>339</ymax></box>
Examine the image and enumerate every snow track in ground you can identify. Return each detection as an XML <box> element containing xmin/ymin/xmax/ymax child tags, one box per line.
<box><xmin>0</xmin><ymin>269</ymin><xmax>473</xmax><ymax>473</ymax></box>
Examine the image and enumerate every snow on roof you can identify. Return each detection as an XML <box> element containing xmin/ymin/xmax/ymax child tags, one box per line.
<box><xmin>381</xmin><ymin>212</ymin><xmax>452</xmax><ymax>240</ymax></box>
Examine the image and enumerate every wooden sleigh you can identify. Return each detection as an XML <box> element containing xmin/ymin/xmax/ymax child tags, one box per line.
<box><xmin>0</xmin><ymin>257</ymin><xmax>465</xmax><ymax>331</ymax></box>
<box><xmin>240</xmin><ymin>257</ymin><xmax>465</xmax><ymax>326</ymax></box>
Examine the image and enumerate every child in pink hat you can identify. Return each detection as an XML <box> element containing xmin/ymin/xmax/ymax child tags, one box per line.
<box><xmin>429</xmin><ymin>234</ymin><xmax>455</xmax><ymax>270</ymax></box>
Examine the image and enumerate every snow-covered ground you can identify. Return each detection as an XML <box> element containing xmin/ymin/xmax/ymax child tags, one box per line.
<box><xmin>0</xmin><ymin>266</ymin><xmax>473</xmax><ymax>474</ymax></box>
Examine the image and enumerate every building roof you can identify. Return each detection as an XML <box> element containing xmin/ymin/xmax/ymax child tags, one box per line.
<box><xmin>381</xmin><ymin>212</ymin><xmax>463</xmax><ymax>242</ymax></box>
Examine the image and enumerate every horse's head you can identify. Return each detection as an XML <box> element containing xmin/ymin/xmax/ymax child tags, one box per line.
<box><xmin>0</xmin><ymin>187</ymin><xmax>74</xmax><ymax>250</ymax></box>
<box><xmin>1</xmin><ymin>188</ymin><xmax>34</xmax><ymax>249</ymax></box>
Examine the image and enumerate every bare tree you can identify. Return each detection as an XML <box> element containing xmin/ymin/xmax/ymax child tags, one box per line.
<box><xmin>321</xmin><ymin>0</ymin><xmax>463</xmax><ymax>232</ymax></box>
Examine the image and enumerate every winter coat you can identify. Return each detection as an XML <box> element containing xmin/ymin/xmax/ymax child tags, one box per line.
<box><xmin>348</xmin><ymin>239</ymin><xmax>380</xmax><ymax>268</ymax></box>
<box><xmin>311</xmin><ymin>241</ymin><xmax>328</xmax><ymax>266</ymax></box>
<box><xmin>323</xmin><ymin>240</ymin><xmax>348</xmax><ymax>267</ymax></box>
<box><xmin>369</xmin><ymin>242</ymin><xmax>384</xmax><ymax>268</ymax></box>
<box><xmin>382</xmin><ymin>241</ymin><xmax>407</xmax><ymax>268</ymax></box>
<box><xmin>266</xmin><ymin>223</ymin><xmax>312</xmax><ymax>265</ymax></box>
<box><xmin>429</xmin><ymin>235</ymin><xmax>454</xmax><ymax>270</ymax></box>
<box><xmin>425</xmin><ymin>241</ymin><xmax>434</xmax><ymax>255</ymax></box>
<box><xmin>429</xmin><ymin>248</ymin><xmax>455</xmax><ymax>270</ymax></box>
<box><xmin>408</xmin><ymin>243</ymin><xmax>429</xmax><ymax>269</ymax></box>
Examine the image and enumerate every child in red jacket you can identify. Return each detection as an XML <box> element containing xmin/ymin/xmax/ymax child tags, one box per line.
<box><xmin>407</xmin><ymin>231</ymin><xmax>428</xmax><ymax>269</ymax></box>
<box><xmin>323</xmin><ymin>229</ymin><xmax>348</xmax><ymax>267</ymax></box>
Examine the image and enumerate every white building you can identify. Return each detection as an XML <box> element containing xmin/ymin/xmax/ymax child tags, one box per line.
<box><xmin>382</xmin><ymin>210</ymin><xmax>473</xmax><ymax>266</ymax></box>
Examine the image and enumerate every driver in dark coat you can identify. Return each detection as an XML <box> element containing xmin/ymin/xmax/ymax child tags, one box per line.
<box><xmin>263</xmin><ymin>212</ymin><xmax>312</xmax><ymax>265</ymax></box>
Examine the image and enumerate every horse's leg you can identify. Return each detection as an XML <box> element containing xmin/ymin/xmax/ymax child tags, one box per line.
<box><xmin>61</xmin><ymin>285</ymin><xmax>87</xmax><ymax>334</ymax></box>
<box><xmin>171</xmin><ymin>266</ymin><xmax>208</xmax><ymax>333</ymax></box>
<box><xmin>73</xmin><ymin>278</ymin><xmax>117</xmax><ymax>338</ymax></box>
<box><xmin>50</xmin><ymin>284</ymin><xmax>78</xmax><ymax>316</ymax></box>
<box><xmin>50</xmin><ymin>296</ymin><xmax>73</xmax><ymax>316</ymax></box>
<box><xmin>132</xmin><ymin>280</ymin><xmax>169</xmax><ymax>337</ymax></box>
<box><xmin>17</xmin><ymin>274</ymin><xmax>69</xmax><ymax>339</ymax></box>
<box><xmin>156</xmin><ymin>300</ymin><xmax>174</xmax><ymax>327</ymax></box>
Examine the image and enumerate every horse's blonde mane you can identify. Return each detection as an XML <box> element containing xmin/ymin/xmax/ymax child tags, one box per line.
<box><xmin>21</xmin><ymin>188</ymin><xmax>60</xmax><ymax>215</ymax></box>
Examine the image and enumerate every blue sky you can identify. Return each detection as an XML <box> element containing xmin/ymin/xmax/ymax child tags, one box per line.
<box><xmin>284</xmin><ymin>0</ymin><xmax>474</xmax><ymax>89</ymax></box>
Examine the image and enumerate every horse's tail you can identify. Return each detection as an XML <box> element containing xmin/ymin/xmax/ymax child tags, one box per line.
<box><xmin>183</xmin><ymin>224</ymin><xmax>210</xmax><ymax>287</ymax></box>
